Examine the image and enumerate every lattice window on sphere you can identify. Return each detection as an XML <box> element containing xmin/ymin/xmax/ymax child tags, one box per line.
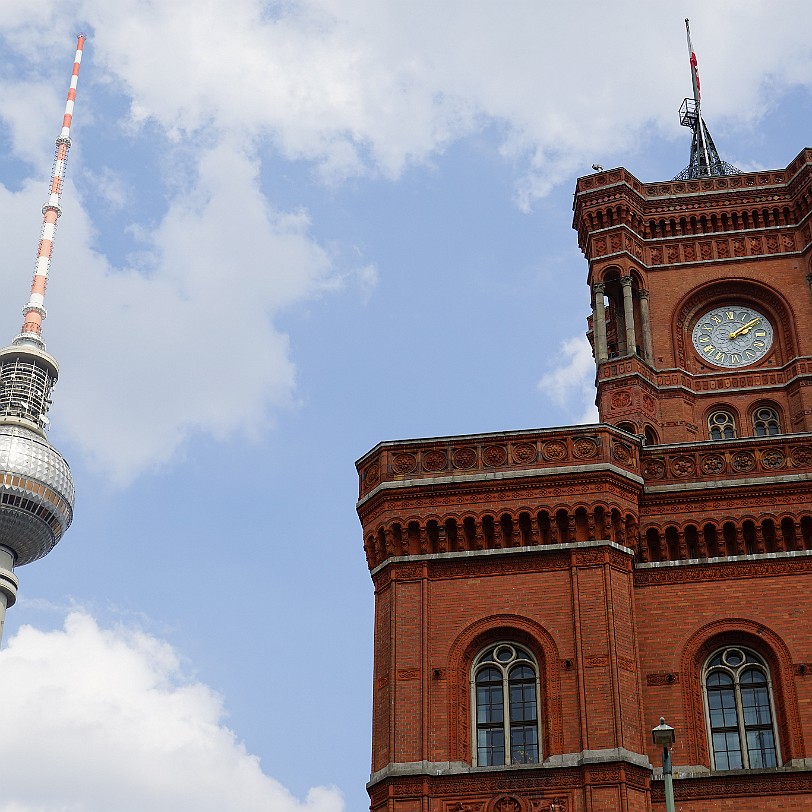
<box><xmin>708</xmin><ymin>410</ymin><xmax>736</xmax><ymax>441</ymax></box>
<box><xmin>472</xmin><ymin>643</ymin><xmax>540</xmax><ymax>767</ymax></box>
<box><xmin>703</xmin><ymin>646</ymin><xmax>780</xmax><ymax>770</ymax></box>
<box><xmin>753</xmin><ymin>406</ymin><xmax>780</xmax><ymax>437</ymax></box>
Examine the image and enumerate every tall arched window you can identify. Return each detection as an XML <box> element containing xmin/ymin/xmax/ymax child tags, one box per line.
<box><xmin>708</xmin><ymin>410</ymin><xmax>736</xmax><ymax>440</ymax></box>
<box><xmin>703</xmin><ymin>646</ymin><xmax>779</xmax><ymax>770</ymax></box>
<box><xmin>753</xmin><ymin>406</ymin><xmax>780</xmax><ymax>437</ymax></box>
<box><xmin>472</xmin><ymin>643</ymin><xmax>540</xmax><ymax>766</ymax></box>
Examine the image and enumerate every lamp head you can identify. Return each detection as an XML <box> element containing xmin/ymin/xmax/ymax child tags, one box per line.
<box><xmin>652</xmin><ymin>717</ymin><xmax>676</xmax><ymax>748</ymax></box>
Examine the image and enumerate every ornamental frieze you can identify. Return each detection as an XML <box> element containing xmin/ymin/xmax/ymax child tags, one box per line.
<box><xmin>640</xmin><ymin>487</ymin><xmax>809</xmax><ymax>513</ymax></box>
<box><xmin>643</xmin><ymin>171</ymin><xmax>787</xmax><ymax>197</ymax></box>
<box><xmin>452</xmin><ymin>447</ymin><xmax>478</xmax><ymax>469</ymax></box>
<box><xmin>392</xmin><ymin>452</ymin><xmax>417</xmax><ymax>474</ymax></box>
<box><xmin>650</xmin><ymin>771</ymin><xmax>812</xmax><ymax>801</ymax></box>
<box><xmin>430</xmin><ymin>554</ymin><xmax>571</xmax><ymax>580</ymax></box>
<box><xmin>646</xmin><ymin>672</ymin><xmax>680</xmax><ymax>686</ymax></box>
<box><xmin>423</xmin><ymin>450</ymin><xmax>448</xmax><ymax>472</ymax></box>
<box><xmin>585</xmin><ymin>221</ymin><xmax>799</xmax><ymax>266</ymax></box>
<box><xmin>640</xmin><ymin>438</ymin><xmax>812</xmax><ymax>485</ymax></box>
<box><xmin>442</xmin><ymin>795</ymin><xmax>569</xmax><ymax>812</ymax></box>
<box><xmin>357</xmin><ymin>474</ymin><xmax>642</xmax><ymax>524</ymax></box>
<box><xmin>646</xmin><ymin>231</ymin><xmax>797</xmax><ymax>268</ymax></box>
<box><xmin>427</xmin><ymin>772</ymin><xmax>583</xmax><ymax>796</ymax></box>
<box><xmin>634</xmin><ymin>556</ymin><xmax>812</xmax><ymax>587</ymax></box>
<box><xmin>512</xmin><ymin>443</ymin><xmax>538</xmax><ymax>464</ymax></box>
<box><xmin>358</xmin><ymin>428</ymin><xmax>642</xmax><ymax>497</ymax></box>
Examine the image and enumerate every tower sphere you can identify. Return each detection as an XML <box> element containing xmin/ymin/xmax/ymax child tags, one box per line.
<box><xmin>0</xmin><ymin>424</ymin><xmax>74</xmax><ymax>566</ymax></box>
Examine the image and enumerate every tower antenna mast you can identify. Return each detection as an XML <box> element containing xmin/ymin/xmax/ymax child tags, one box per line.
<box><xmin>674</xmin><ymin>19</ymin><xmax>739</xmax><ymax>180</ymax></box>
<box><xmin>0</xmin><ymin>36</ymin><xmax>83</xmax><ymax>645</ymax></box>
<box><xmin>16</xmin><ymin>34</ymin><xmax>86</xmax><ymax>349</ymax></box>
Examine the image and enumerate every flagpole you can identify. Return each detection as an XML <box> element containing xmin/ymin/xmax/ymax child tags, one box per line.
<box><xmin>686</xmin><ymin>18</ymin><xmax>711</xmax><ymax>175</ymax></box>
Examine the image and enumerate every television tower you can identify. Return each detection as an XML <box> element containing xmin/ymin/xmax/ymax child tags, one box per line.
<box><xmin>0</xmin><ymin>36</ymin><xmax>84</xmax><ymax>644</ymax></box>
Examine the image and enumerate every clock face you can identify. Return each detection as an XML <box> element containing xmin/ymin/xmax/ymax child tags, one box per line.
<box><xmin>691</xmin><ymin>305</ymin><xmax>774</xmax><ymax>368</ymax></box>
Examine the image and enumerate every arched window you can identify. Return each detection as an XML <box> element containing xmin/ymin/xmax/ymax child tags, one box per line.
<box><xmin>753</xmin><ymin>406</ymin><xmax>780</xmax><ymax>437</ymax></box>
<box><xmin>703</xmin><ymin>646</ymin><xmax>780</xmax><ymax>770</ymax></box>
<box><xmin>472</xmin><ymin>643</ymin><xmax>540</xmax><ymax>766</ymax></box>
<box><xmin>708</xmin><ymin>410</ymin><xmax>736</xmax><ymax>440</ymax></box>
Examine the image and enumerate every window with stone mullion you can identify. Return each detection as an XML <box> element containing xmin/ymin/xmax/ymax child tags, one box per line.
<box><xmin>473</xmin><ymin>644</ymin><xmax>540</xmax><ymax>767</ymax></box>
<box><xmin>704</xmin><ymin>648</ymin><xmax>779</xmax><ymax>771</ymax></box>
<box><xmin>753</xmin><ymin>407</ymin><xmax>780</xmax><ymax>437</ymax></box>
<box><xmin>708</xmin><ymin>410</ymin><xmax>736</xmax><ymax>440</ymax></box>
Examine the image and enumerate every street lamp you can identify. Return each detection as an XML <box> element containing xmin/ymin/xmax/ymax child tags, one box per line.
<box><xmin>652</xmin><ymin>717</ymin><xmax>676</xmax><ymax>812</ymax></box>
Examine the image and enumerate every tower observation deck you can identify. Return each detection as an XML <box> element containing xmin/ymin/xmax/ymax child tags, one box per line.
<box><xmin>0</xmin><ymin>37</ymin><xmax>84</xmax><ymax>643</ymax></box>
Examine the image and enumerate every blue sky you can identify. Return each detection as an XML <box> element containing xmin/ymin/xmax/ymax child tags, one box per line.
<box><xmin>0</xmin><ymin>2</ymin><xmax>811</xmax><ymax>810</ymax></box>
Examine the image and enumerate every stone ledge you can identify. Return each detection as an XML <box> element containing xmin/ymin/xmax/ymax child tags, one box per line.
<box><xmin>651</xmin><ymin>761</ymin><xmax>812</xmax><ymax>780</ymax></box>
<box><xmin>636</xmin><ymin>548</ymin><xmax>812</xmax><ymax>570</ymax></box>
<box><xmin>370</xmin><ymin>538</ymin><xmax>634</xmax><ymax>577</ymax></box>
<box><xmin>367</xmin><ymin>747</ymin><xmax>652</xmax><ymax>789</ymax></box>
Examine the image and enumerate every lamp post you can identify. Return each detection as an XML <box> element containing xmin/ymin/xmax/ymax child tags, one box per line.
<box><xmin>652</xmin><ymin>717</ymin><xmax>676</xmax><ymax>812</ymax></box>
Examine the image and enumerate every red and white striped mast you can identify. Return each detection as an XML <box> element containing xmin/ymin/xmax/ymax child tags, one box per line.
<box><xmin>0</xmin><ymin>36</ymin><xmax>84</xmax><ymax>645</ymax></box>
<box><xmin>15</xmin><ymin>34</ymin><xmax>85</xmax><ymax>349</ymax></box>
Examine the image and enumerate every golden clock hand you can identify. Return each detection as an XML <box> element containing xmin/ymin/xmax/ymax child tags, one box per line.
<box><xmin>729</xmin><ymin>317</ymin><xmax>760</xmax><ymax>339</ymax></box>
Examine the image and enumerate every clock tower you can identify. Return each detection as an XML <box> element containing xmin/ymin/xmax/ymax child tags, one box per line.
<box><xmin>577</xmin><ymin>150</ymin><xmax>812</xmax><ymax>445</ymax></box>
<box><xmin>578</xmin><ymin>21</ymin><xmax>812</xmax><ymax>446</ymax></box>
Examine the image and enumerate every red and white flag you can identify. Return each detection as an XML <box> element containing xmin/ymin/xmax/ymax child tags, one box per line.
<box><xmin>686</xmin><ymin>18</ymin><xmax>701</xmax><ymax>102</ymax></box>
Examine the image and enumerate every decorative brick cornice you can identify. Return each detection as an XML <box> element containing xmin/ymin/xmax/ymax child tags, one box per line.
<box><xmin>572</xmin><ymin>149</ymin><xmax>812</xmax><ymax>259</ymax></box>
<box><xmin>372</xmin><ymin>540</ymin><xmax>634</xmax><ymax>584</ymax></box>
<box><xmin>634</xmin><ymin>552</ymin><xmax>812</xmax><ymax>587</ymax></box>
<box><xmin>368</xmin><ymin>758</ymin><xmax>653</xmax><ymax>799</ymax></box>
<box><xmin>587</xmin><ymin>224</ymin><xmax>802</xmax><ymax>267</ymax></box>
<box><xmin>650</xmin><ymin>769</ymin><xmax>812</xmax><ymax>802</ymax></box>
<box><xmin>357</xmin><ymin>426</ymin><xmax>643</xmax><ymax>502</ymax></box>
<box><xmin>640</xmin><ymin>432</ymin><xmax>812</xmax><ymax>489</ymax></box>
<box><xmin>650</xmin><ymin>356</ymin><xmax>812</xmax><ymax>396</ymax></box>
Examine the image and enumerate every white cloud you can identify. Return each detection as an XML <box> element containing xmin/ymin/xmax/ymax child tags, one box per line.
<box><xmin>83</xmin><ymin>166</ymin><xmax>131</xmax><ymax>211</ymax></box>
<box><xmin>0</xmin><ymin>612</ymin><xmax>344</xmax><ymax>812</ymax></box>
<box><xmin>4</xmin><ymin>1</ymin><xmax>812</xmax><ymax>193</ymax></box>
<box><xmin>0</xmin><ymin>141</ymin><xmax>337</xmax><ymax>483</ymax></box>
<box><xmin>1</xmin><ymin>1</ymin><xmax>811</xmax><ymax>478</ymax></box>
<box><xmin>538</xmin><ymin>335</ymin><xmax>599</xmax><ymax>426</ymax></box>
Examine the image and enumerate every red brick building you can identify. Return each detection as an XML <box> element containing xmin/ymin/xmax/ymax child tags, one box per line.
<box><xmin>356</xmin><ymin>147</ymin><xmax>812</xmax><ymax>812</ymax></box>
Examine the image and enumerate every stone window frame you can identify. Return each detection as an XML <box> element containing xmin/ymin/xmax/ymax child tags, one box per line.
<box><xmin>448</xmin><ymin>615</ymin><xmax>564</xmax><ymax>765</ymax></box>
<box><xmin>751</xmin><ymin>404</ymin><xmax>781</xmax><ymax>437</ymax></box>
<box><xmin>708</xmin><ymin>409</ymin><xmax>737</xmax><ymax>440</ymax></box>
<box><xmin>471</xmin><ymin>642</ymin><xmax>542</xmax><ymax>767</ymax></box>
<box><xmin>681</xmin><ymin>620</ymin><xmax>800</xmax><ymax>768</ymax></box>
<box><xmin>702</xmin><ymin>645</ymin><xmax>781</xmax><ymax>770</ymax></box>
